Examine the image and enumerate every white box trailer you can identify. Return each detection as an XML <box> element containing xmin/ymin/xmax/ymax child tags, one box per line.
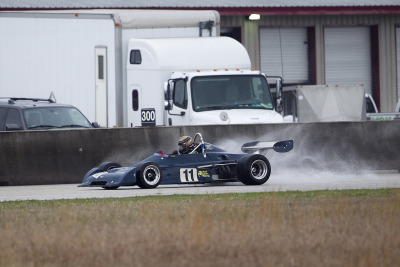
<box><xmin>0</xmin><ymin>10</ymin><xmax>220</xmax><ymax>127</ymax></box>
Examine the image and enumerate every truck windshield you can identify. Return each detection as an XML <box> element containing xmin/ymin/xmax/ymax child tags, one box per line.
<box><xmin>191</xmin><ymin>75</ymin><xmax>274</xmax><ymax>112</ymax></box>
<box><xmin>23</xmin><ymin>107</ymin><xmax>93</xmax><ymax>130</ymax></box>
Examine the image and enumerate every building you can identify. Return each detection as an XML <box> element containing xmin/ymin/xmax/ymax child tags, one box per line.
<box><xmin>1</xmin><ymin>0</ymin><xmax>400</xmax><ymax>112</ymax></box>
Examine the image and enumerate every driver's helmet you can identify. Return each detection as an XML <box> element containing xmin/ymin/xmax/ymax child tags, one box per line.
<box><xmin>178</xmin><ymin>136</ymin><xmax>194</xmax><ymax>154</ymax></box>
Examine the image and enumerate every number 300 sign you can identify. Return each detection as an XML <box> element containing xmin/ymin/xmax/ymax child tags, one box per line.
<box><xmin>141</xmin><ymin>108</ymin><xmax>156</xmax><ymax>126</ymax></box>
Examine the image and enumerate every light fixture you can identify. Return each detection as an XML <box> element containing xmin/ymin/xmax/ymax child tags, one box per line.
<box><xmin>248</xmin><ymin>14</ymin><xmax>260</xmax><ymax>20</ymax></box>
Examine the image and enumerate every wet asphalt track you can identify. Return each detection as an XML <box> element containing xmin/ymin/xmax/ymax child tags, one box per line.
<box><xmin>1</xmin><ymin>170</ymin><xmax>399</xmax><ymax>202</ymax></box>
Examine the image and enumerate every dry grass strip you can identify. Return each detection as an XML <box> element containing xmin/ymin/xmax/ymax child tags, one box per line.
<box><xmin>1</xmin><ymin>189</ymin><xmax>399</xmax><ymax>267</ymax></box>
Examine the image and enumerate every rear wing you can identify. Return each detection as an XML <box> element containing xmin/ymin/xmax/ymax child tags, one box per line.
<box><xmin>241</xmin><ymin>140</ymin><xmax>293</xmax><ymax>153</ymax></box>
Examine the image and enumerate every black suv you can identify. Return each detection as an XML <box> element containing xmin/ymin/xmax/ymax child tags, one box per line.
<box><xmin>0</xmin><ymin>98</ymin><xmax>99</xmax><ymax>131</ymax></box>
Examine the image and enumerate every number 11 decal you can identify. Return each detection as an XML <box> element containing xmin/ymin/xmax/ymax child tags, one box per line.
<box><xmin>179</xmin><ymin>168</ymin><xmax>198</xmax><ymax>182</ymax></box>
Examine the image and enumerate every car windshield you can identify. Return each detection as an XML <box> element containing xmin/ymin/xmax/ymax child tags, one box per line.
<box><xmin>191</xmin><ymin>75</ymin><xmax>274</xmax><ymax>112</ymax></box>
<box><xmin>23</xmin><ymin>107</ymin><xmax>92</xmax><ymax>130</ymax></box>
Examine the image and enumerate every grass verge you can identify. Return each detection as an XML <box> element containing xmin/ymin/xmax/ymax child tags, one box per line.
<box><xmin>1</xmin><ymin>189</ymin><xmax>399</xmax><ymax>266</ymax></box>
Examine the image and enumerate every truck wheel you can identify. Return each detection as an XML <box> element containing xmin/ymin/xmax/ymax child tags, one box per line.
<box><xmin>137</xmin><ymin>162</ymin><xmax>162</xmax><ymax>189</ymax></box>
<box><xmin>236</xmin><ymin>154</ymin><xmax>271</xmax><ymax>185</ymax></box>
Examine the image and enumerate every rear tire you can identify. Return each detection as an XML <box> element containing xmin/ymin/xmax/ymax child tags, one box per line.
<box><xmin>236</xmin><ymin>154</ymin><xmax>271</xmax><ymax>185</ymax></box>
<box><xmin>137</xmin><ymin>162</ymin><xmax>162</xmax><ymax>189</ymax></box>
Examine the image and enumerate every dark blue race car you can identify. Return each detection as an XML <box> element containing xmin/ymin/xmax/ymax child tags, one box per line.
<box><xmin>79</xmin><ymin>133</ymin><xmax>293</xmax><ymax>189</ymax></box>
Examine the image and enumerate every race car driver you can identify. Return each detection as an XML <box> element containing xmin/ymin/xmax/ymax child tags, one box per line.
<box><xmin>178</xmin><ymin>136</ymin><xmax>197</xmax><ymax>154</ymax></box>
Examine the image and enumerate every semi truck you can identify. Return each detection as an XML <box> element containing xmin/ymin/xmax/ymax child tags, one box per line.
<box><xmin>0</xmin><ymin>9</ymin><xmax>284</xmax><ymax>127</ymax></box>
<box><xmin>127</xmin><ymin>37</ymin><xmax>284</xmax><ymax>126</ymax></box>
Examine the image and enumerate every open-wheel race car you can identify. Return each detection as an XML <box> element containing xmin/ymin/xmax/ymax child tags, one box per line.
<box><xmin>79</xmin><ymin>133</ymin><xmax>293</xmax><ymax>189</ymax></box>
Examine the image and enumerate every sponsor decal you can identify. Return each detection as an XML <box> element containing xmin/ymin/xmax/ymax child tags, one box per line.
<box><xmin>92</xmin><ymin>172</ymin><xmax>108</xmax><ymax>179</ymax></box>
<box><xmin>198</xmin><ymin>170</ymin><xmax>210</xmax><ymax>178</ymax></box>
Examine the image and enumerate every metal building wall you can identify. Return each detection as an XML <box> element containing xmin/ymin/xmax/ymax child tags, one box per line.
<box><xmin>221</xmin><ymin>14</ymin><xmax>400</xmax><ymax>112</ymax></box>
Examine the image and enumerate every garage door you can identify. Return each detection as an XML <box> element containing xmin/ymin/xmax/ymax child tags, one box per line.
<box><xmin>324</xmin><ymin>27</ymin><xmax>372</xmax><ymax>94</ymax></box>
<box><xmin>397</xmin><ymin>27</ymin><xmax>400</xmax><ymax>99</ymax></box>
<box><xmin>260</xmin><ymin>28</ymin><xmax>308</xmax><ymax>84</ymax></box>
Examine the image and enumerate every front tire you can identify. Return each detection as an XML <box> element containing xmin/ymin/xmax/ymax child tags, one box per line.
<box><xmin>236</xmin><ymin>154</ymin><xmax>271</xmax><ymax>185</ymax></box>
<box><xmin>98</xmin><ymin>162</ymin><xmax>121</xmax><ymax>171</ymax></box>
<box><xmin>98</xmin><ymin>162</ymin><xmax>121</xmax><ymax>189</ymax></box>
<box><xmin>102</xmin><ymin>186</ymin><xmax>119</xmax><ymax>190</ymax></box>
<box><xmin>137</xmin><ymin>162</ymin><xmax>162</xmax><ymax>189</ymax></box>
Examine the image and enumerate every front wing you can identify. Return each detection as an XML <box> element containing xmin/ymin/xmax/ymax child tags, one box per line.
<box><xmin>79</xmin><ymin>166</ymin><xmax>138</xmax><ymax>188</ymax></box>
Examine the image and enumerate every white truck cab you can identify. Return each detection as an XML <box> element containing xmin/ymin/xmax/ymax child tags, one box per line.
<box><xmin>165</xmin><ymin>70</ymin><xmax>284</xmax><ymax>125</ymax></box>
<box><xmin>126</xmin><ymin>37</ymin><xmax>284</xmax><ymax>126</ymax></box>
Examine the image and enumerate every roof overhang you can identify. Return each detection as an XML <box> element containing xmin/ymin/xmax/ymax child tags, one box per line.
<box><xmin>215</xmin><ymin>6</ymin><xmax>400</xmax><ymax>16</ymax></box>
<box><xmin>1</xmin><ymin>6</ymin><xmax>400</xmax><ymax>16</ymax></box>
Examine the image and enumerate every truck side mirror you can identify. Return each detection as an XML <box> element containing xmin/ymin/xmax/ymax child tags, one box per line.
<box><xmin>164</xmin><ymin>81</ymin><xmax>173</xmax><ymax>111</ymax></box>
<box><xmin>276</xmin><ymin>78</ymin><xmax>282</xmax><ymax>98</ymax></box>
<box><xmin>275</xmin><ymin>78</ymin><xmax>283</xmax><ymax>113</ymax></box>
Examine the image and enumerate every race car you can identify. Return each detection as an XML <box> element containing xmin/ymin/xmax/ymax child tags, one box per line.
<box><xmin>79</xmin><ymin>133</ymin><xmax>293</xmax><ymax>189</ymax></box>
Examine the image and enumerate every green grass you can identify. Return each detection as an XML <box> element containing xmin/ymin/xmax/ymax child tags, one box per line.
<box><xmin>1</xmin><ymin>188</ymin><xmax>399</xmax><ymax>266</ymax></box>
<box><xmin>3</xmin><ymin>188</ymin><xmax>397</xmax><ymax>207</ymax></box>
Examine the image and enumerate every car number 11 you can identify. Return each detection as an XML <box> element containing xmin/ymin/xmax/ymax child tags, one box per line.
<box><xmin>180</xmin><ymin>168</ymin><xmax>198</xmax><ymax>182</ymax></box>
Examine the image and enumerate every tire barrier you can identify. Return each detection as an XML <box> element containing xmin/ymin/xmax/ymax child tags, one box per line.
<box><xmin>0</xmin><ymin>121</ymin><xmax>399</xmax><ymax>186</ymax></box>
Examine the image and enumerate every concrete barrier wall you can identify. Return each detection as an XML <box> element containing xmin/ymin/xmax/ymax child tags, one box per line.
<box><xmin>0</xmin><ymin>121</ymin><xmax>399</xmax><ymax>186</ymax></box>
